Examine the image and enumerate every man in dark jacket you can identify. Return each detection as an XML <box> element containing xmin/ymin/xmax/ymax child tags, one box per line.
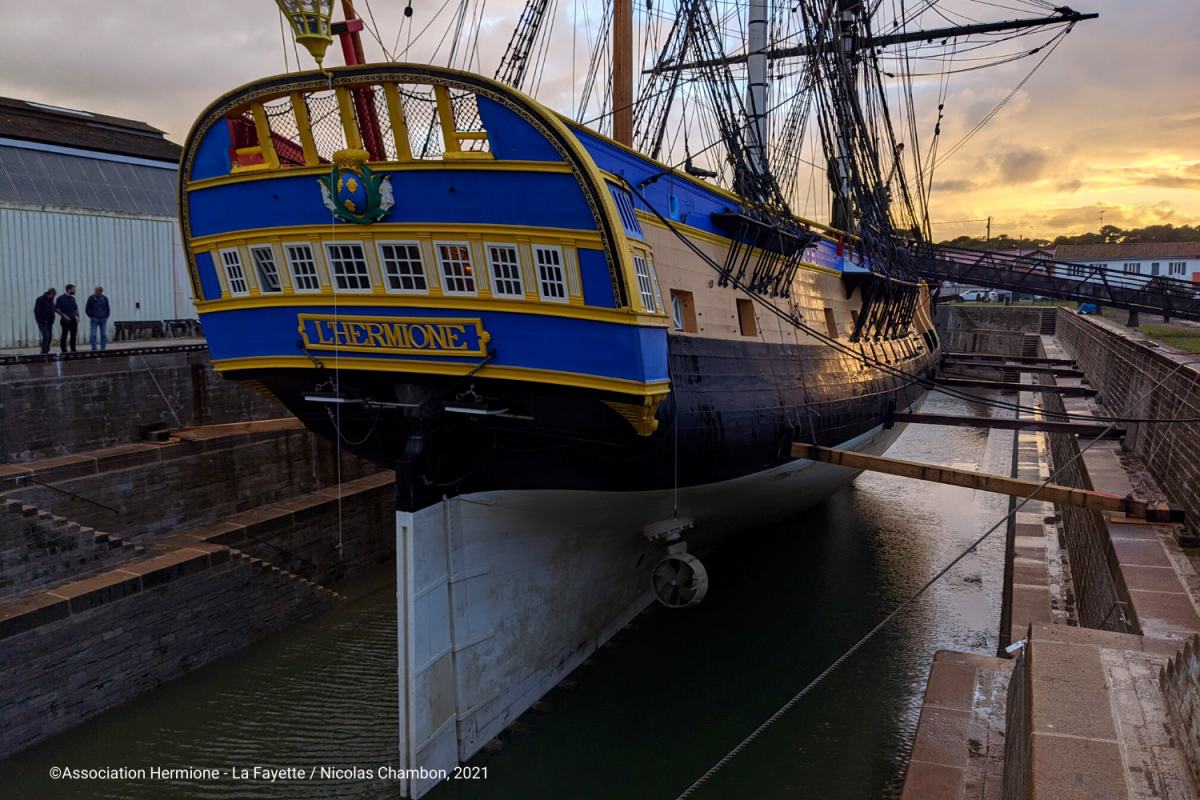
<box><xmin>34</xmin><ymin>288</ymin><xmax>57</xmax><ymax>353</ymax></box>
<box><xmin>86</xmin><ymin>286</ymin><xmax>111</xmax><ymax>350</ymax></box>
<box><xmin>55</xmin><ymin>284</ymin><xmax>79</xmax><ymax>353</ymax></box>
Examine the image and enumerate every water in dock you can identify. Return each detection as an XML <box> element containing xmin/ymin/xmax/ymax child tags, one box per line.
<box><xmin>0</xmin><ymin>391</ymin><xmax>1012</xmax><ymax>799</ymax></box>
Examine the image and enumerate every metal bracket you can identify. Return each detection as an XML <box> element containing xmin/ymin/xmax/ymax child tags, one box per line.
<box><xmin>641</xmin><ymin>517</ymin><xmax>695</xmax><ymax>543</ymax></box>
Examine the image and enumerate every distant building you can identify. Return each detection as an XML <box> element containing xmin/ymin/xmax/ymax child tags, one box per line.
<box><xmin>1055</xmin><ymin>242</ymin><xmax>1200</xmax><ymax>284</ymax></box>
<box><xmin>994</xmin><ymin>246</ymin><xmax>1057</xmax><ymax>261</ymax></box>
<box><xmin>0</xmin><ymin>96</ymin><xmax>191</xmax><ymax>349</ymax></box>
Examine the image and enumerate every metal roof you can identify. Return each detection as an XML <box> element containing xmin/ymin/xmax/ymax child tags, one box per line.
<box><xmin>0</xmin><ymin>144</ymin><xmax>178</xmax><ymax>217</ymax></box>
<box><xmin>1056</xmin><ymin>242</ymin><xmax>1200</xmax><ymax>260</ymax></box>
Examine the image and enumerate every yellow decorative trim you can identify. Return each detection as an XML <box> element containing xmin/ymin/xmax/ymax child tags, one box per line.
<box><xmin>602</xmin><ymin>393</ymin><xmax>668</xmax><ymax>436</ymax></box>
<box><xmin>382</xmin><ymin>82</ymin><xmax>413</xmax><ymax>162</ymax></box>
<box><xmin>250</xmin><ymin>103</ymin><xmax>280</xmax><ymax>170</ymax></box>
<box><xmin>289</xmin><ymin>92</ymin><xmax>319</xmax><ymax>167</ymax></box>
<box><xmin>186</xmin><ymin>159</ymin><xmax>575</xmax><ymax>191</ymax></box>
<box><xmin>433</xmin><ymin>85</ymin><xmax>459</xmax><ymax>155</ymax></box>
<box><xmin>190</xmin><ymin>222</ymin><xmax>604</xmax><ymax>249</ymax></box>
<box><xmin>211</xmin><ymin>354</ymin><xmax>672</xmax><ymax>396</ymax></box>
<box><xmin>178</xmin><ymin>66</ymin><xmax>640</xmax><ymax>312</ymax></box>
<box><xmin>335</xmin><ymin>88</ymin><xmax>363</xmax><ymax>150</ymax></box>
<box><xmin>298</xmin><ymin>313</ymin><xmax>491</xmax><ymax>357</ymax></box>
<box><xmin>194</xmin><ymin>292</ymin><xmax>667</xmax><ymax>326</ymax></box>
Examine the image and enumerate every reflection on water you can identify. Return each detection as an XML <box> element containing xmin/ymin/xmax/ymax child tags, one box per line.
<box><xmin>0</xmin><ymin>392</ymin><xmax>1007</xmax><ymax>800</ymax></box>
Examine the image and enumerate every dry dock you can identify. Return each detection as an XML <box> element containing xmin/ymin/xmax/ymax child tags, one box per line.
<box><xmin>2</xmin><ymin>305</ymin><xmax>1199</xmax><ymax>798</ymax></box>
<box><xmin>901</xmin><ymin>306</ymin><xmax>1200</xmax><ymax>799</ymax></box>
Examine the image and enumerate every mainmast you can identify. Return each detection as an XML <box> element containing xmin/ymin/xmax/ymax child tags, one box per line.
<box><xmin>829</xmin><ymin>0</ymin><xmax>859</xmax><ymax>231</ymax></box>
<box><xmin>745</xmin><ymin>0</ymin><xmax>769</xmax><ymax>174</ymax></box>
<box><xmin>613</xmin><ymin>0</ymin><xmax>634</xmax><ymax>145</ymax></box>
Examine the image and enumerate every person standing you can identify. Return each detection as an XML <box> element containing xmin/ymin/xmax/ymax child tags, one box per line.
<box><xmin>86</xmin><ymin>286</ymin><xmax>111</xmax><ymax>351</ymax></box>
<box><xmin>55</xmin><ymin>284</ymin><xmax>79</xmax><ymax>353</ymax></box>
<box><xmin>34</xmin><ymin>287</ymin><xmax>57</xmax><ymax>354</ymax></box>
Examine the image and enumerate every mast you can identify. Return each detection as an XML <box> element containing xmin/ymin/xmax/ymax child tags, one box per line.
<box><xmin>830</xmin><ymin>0</ymin><xmax>858</xmax><ymax>231</ymax></box>
<box><xmin>745</xmin><ymin>0</ymin><xmax>769</xmax><ymax>174</ymax></box>
<box><xmin>613</xmin><ymin>0</ymin><xmax>634</xmax><ymax>145</ymax></box>
<box><xmin>656</xmin><ymin>9</ymin><xmax>1098</xmax><ymax>71</ymax></box>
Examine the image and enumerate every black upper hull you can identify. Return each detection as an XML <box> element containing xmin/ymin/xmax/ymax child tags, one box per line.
<box><xmin>228</xmin><ymin>329</ymin><xmax>939</xmax><ymax>509</ymax></box>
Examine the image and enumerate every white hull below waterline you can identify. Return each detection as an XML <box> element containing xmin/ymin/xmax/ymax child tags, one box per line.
<box><xmin>392</xmin><ymin>409</ymin><xmax>921</xmax><ymax>797</ymax></box>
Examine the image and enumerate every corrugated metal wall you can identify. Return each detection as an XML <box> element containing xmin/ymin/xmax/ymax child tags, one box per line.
<box><xmin>1</xmin><ymin>204</ymin><xmax>182</xmax><ymax>348</ymax></box>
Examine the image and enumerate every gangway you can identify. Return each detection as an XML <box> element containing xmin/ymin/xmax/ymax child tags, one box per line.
<box><xmin>911</xmin><ymin>242</ymin><xmax>1200</xmax><ymax>322</ymax></box>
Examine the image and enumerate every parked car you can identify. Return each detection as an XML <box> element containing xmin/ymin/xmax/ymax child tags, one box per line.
<box><xmin>956</xmin><ymin>290</ymin><xmax>990</xmax><ymax>302</ymax></box>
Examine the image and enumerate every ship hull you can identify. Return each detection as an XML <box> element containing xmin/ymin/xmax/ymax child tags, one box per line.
<box><xmin>393</xmin><ymin>403</ymin><xmax>921</xmax><ymax>796</ymax></box>
<box><xmin>227</xmin><ymin>328</ymin><xmax>938</xmax><ymax>506</ymax></box>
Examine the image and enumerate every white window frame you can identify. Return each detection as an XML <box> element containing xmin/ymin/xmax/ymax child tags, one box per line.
<box><xmin>323</xmin><ymin>242</ymin><xmax>374</xmax><ymax>293</ymax></box>
<box><xmin>375</xmin><ymin>240</ymin><xmax>429</xmax><ymax>295</ymax></box>
<box><xmin>646</xmin><ymin>256</ymin><xmax>663</xmax><ymax>312</ymax></box>
<box><xmin>283</xmin><ymin>242</ymin><xmax>322</xmax><ymax>293</ymax></box>
<box><xmin>632</xmin><ymin>254</ymin><xmax>660</xmax><ymax>312</ymax></box>
<box><xmin>219</xmin><ymin>248</ymin><xmax>249</xmax><ymax>297</ymax></box>
<box><xmin>435</xmin><ymin>241</ymin><xmax>478</xmax><ymax>296</ymax></box>
<box><xmin>532</xmin><ymin>244</ymin><xmax>569</xmax><ymax>303</ymax></box>
<box><xmin>485</xmin><ymin>243</ymin><xmax>524</xmax><ymax>299</ymax></box>
<box><xmin>248</xmin><ymin>244</ymin><xmax>283</xmax><ymax>294</ymax></box>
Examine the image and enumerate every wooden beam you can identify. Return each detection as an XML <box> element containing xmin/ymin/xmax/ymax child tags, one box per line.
<box><xmin>944</xmin><ymin>352</ymin><xmax>1076</xmax><ymax>366</ymax></box>
<box><xmin>382</xmin><ymin>82</ymin><xmax>413</xmax><ymax>162</ymax></box>
<box><xmin>289</xmin><ymin>92</ymin><xmax>320</xmax><ymax>167</ymax></box>
<box><xmin>892</xmin><ymin>412</ymin><xmax>1124</xmax><ymax>440</ymax></box>
<box><xmin>613</xmin><ymin>0</ymin><xmax>633</xmax><ymax>145</ymax></box>
<box><xmin>934</xmin><ymin>377</ymin><xmax>1097</xmax><ymax>396</ymax></box>
<box><xmin>790</xmin><ymin>444</ymin><xmax>1184</xmax><ymax>523</ymax></box>
<box><xmin>335</xmin><ymin>87</ymin><xmax>364</xmax><ymax>150</ymax></box>
<box><xmin>249</xmin><ymin>103</ymin><xmax>280</xmax><ymax>170</ymax></box>
<box><xmin>941</xmin><ymin>362</ymin><xmax>1085</xmax><ymax>378</ymax></box>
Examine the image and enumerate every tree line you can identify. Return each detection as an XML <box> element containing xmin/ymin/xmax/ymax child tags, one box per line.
<box><xmin>938</xmin><ymin>223</ymin><xmax>1200</xmax><ymax>251</ymax></box>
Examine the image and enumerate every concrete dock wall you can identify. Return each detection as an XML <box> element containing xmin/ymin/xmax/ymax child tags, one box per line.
<box><xmin>0</xmin><ymin>542</ymin><xmax>340</xmax><ymax>759</ymax></box>
<box><xmin>934</xmin><ymin>304</ymin><xmax>1041</xmax><ymax>357</ymax></box>
<box><xmin>1055</xmin><ymin>310</ymin><xmax>1200</xmax><ymax>539</ymax></box>
<box><xmin>2</xmin><ymin>426</ymin><xmax>382</xmax><ymax>542</ymax></box>
<box><xmin>0</xmin><ymin>347</ymin><xmax>289</xmax><ymax>463</ymax></box>
<box><xmin>1037</xmin><ymin>373</ymin><xmax>1138</xmax><ymax>633</ymax></box>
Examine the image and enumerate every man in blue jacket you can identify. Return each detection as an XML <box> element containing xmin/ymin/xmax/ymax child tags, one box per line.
<box><xmin>34</xmin><ymin>287</ymin><xmax>57</xmax><ymax>353</ymax></box>
<box><xmin>86</xmin><ymin>286</ymin><xmax>111</xmax><ymax>350</ymax></box>
<box><xmin>55</xmin><ymin>284</ymin><xmax>79</xmax><ymax>353</ymax></box>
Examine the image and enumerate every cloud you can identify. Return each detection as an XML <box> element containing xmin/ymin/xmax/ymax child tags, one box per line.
<box><xmin>2</xmin><ymin>0</ymin><xmax>1198</xmax><ymax>243</ymax></box>
<box><xmin>993</xmin><ymin>147</ymin><xmax>1050</xmax><ymax>185</ymax></box>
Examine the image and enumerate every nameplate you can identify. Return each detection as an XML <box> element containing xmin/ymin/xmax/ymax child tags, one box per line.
<box><xmin>297</xmin><ymin>315</ymin><xmax>490</xmax><ymax>357</ymax></box>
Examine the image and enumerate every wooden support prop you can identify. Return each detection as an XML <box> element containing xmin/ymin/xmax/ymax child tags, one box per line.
<box><xmin>791</xmin><ymin>443</ymin><xmax>1184</xmax><ymax>523</ymax></box>
<box><xmin>944</xmin><ymin>352</ymin><xmax>1076</xmax><ymax>366</ymax></box>
<box><xmin>892</xmin><ymin>412</ymin><xmax>1124</xmax><ymax>439</ymax></box>
<box><xmin>941</xmin><ymin>362</ymin><xmax>1085</xmax><ymax>378</ymax></box>
<box><xmin>934</xmin><ymin>377</ymin><xmax>1097</xmax><ymax>396</ymax></box>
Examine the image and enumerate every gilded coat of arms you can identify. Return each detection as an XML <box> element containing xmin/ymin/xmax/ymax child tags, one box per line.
<box><xmin>318</xmin><ymin>148</ymin><xmax>395</xmax><ymax>224</ymax></box>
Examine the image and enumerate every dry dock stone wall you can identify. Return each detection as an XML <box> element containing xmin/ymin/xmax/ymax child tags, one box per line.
<box><xmin>3</xmin><ymin>427</ymin><xmax>382</xmax><ymax>542</ymax></box>
<box><xmin>1055</xmin><ymin>309</ymin><xmax>1200</xmax><ymax>540</ymax></box>
<box><xmin>0</xmin><ymin>543</ymin><xmax>341</xmax><ymax>759</ymax></box>
<box><xmin>0</xmin><ymin>347</ymin><xmax>289</xmax><ymax>463</ymax></box>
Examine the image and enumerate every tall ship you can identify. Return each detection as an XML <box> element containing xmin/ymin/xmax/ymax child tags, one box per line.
<box><xmin>177</xmin><ymin>0</ymin><xmax>1092</xmax><ymax>793</ymax></box>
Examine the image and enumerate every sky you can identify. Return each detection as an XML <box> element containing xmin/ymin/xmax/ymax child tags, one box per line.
<box><xmin>3</xmin><ymin>0</ymin><xmax>1197</xmax><ymax>241</ymax></box>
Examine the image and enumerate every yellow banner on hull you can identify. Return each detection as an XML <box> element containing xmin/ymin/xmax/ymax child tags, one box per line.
<box><xmin>298</xmin><ymin>314</ymin><xmax>490</xmax><ymax>357</ymax></box>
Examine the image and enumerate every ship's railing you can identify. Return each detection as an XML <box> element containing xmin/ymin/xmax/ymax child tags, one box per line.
<box><xmin>224</xmin><ymin>80</ymin><xmax>493</xmax><ymax>173</ymax></box>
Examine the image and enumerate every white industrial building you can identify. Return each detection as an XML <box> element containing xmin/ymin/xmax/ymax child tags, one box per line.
<box><xmin>0</xmin><ymin>96</ymin><xmax>191</xmax><ymax>349</ymax></box>
<box><xmin>1056</xmin><ymin>242</ymin><xmax>1200</xmax><ymax>283</ymax></box>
